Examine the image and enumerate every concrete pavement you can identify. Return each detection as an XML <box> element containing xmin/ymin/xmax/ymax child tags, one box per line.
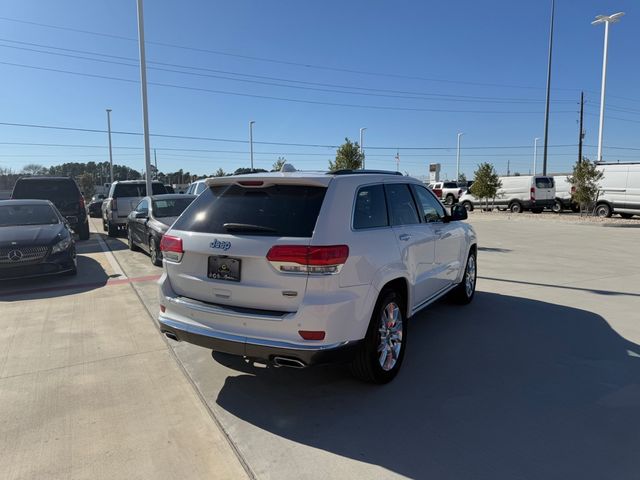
<box><xmin>0</xmin><ymin>228</ymin><xmax>249</xmax><ymax>480</ymax></box>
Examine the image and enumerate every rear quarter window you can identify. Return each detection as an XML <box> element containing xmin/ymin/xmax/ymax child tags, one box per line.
<box><xmin>172</xmin><ymin>184</ymin><xmax>326</xmax><ymax>237</ymax></box>
<box><xmin>353</xmin><ymin>184</ymin><xmax>388</xmax><ymax>229</ymax></box>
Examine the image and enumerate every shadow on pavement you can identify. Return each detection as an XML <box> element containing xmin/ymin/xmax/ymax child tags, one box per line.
<box><xmin>480</xmin><ymin>276</ymin><xmax>640</xmax><ymax>297</ymax></box>
<box><xmin>75</xmin><ymin>233</ymin><xmax>128</xmax><ymax>255</ymax></box>
<box><xmin>214</xmin><ymin>292</ymin><xmax>640</xmax><ymax>479</ymax></box>
<box><xmin>0</xmin><ymin>255</ymin><xmax>111</xmax><ymax>300</ymax></box>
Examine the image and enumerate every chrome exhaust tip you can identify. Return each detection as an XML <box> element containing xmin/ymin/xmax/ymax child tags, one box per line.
<box><xmin>272</xmin><ymin>356</ymin><xmax>306</xmax><ymax>369</ymax></box>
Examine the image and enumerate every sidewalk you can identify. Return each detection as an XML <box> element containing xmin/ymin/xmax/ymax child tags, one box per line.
<box><xmin>0</xmin><ymin>242</ymin><xmax>249</xmax><ymax>480</ymax></box>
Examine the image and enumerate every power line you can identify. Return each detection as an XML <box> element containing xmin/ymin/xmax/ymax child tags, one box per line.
<box><xmin>0</xmin><ymin>60</ymin><xmax>577</xmax><ymax>115</ymax></box>
<box><xmin>0</xmin><ymin>38</ymin><xmax>580</xmax><ymax>105</ymax></box>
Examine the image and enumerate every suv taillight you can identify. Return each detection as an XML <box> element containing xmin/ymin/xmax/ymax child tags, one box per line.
<box><xmin>266</xmin><ymin>245</ymin><xmax>349</xmax><ymax>274</ymax></box>
<box><xmin>112</xmin><ymin>198</ymin><xmax>117</xmax><ymax>211</ymax></box>
<box><xmin>571</xmin><ymin>186</ymin><xmax>576</xmax><ymax>194</ymax></box>
<box><xmin>160</xmin><ymin>235</ymin><xmax>183</xmax><ymax>262</ymax></box>
<box><xmin>79</xmin><ymin>195</ymin><xmax>86</xmax><ymax>211</ymax></box>
<box><xmin>530</xmin><ymin>187</ymin><xmax>536</xmax><ymax>201</ymax></box>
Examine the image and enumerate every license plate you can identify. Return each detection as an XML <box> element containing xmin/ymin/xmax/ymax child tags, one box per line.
<box><xmin>207</xmin><ymin>256</ymin><xmax>241</xmax><ymax>282</ymax></box>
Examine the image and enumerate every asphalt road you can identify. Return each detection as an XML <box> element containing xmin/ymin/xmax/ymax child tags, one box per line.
<box><xmin>91</xmin><ymin>214</ymin><xmax>640</xmax><ymax>480</ymax></box>
<box><xmin>3</xmin><ymin>214</ymin><xmax>640</xmax><ymax>480</ymax></box>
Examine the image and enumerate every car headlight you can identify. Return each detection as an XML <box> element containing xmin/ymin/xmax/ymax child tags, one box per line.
<box><xmin>51</xmin><ymin>236</ymin><xmax>72</xmax><ymax>254</ymax></box>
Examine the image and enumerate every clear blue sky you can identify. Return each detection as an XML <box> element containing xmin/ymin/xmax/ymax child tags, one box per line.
<box><xmin>0</xmin><ymin>0</ymin><xmax>638</xmax><ymax>180</ymax></box>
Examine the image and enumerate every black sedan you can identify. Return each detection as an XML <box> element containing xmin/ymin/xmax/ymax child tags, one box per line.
<box><xmin>127</xmin><ymin>194</ymin><xmax>196</xmax><ymax>266</ymax></box>
<box><xmin>87</xmin><ymin>194</ymin><xmax>105</xmax><ymax>218</ymax></box>
<box><xmin>0</xmin><ymin>200</ymin><xmax>77</xmax><ymax>280</ymax></box>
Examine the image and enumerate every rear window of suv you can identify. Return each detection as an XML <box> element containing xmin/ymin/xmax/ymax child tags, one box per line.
<box><xmin>12</xmin><ymin>178</ymin><xmax>78</xmax><ymax>202</ymax></box>
<box><xmin>113</xmin><ymin>183</ymin><xmax>167</xmax><ymax>197</ymax></box>
<box><xmin>172</xmin><ymin>184</ymin><xmax>326</xmax><ymax>237</ymax></box>
<box><xmin>535</xmin><ymin>177</ymin><xmax>554</xmax><ymax>189</ymax></box>
<box><xmin>443</xmin><ymin>182</ymin><xmax>458</xmax><ymax>188</ymax></box>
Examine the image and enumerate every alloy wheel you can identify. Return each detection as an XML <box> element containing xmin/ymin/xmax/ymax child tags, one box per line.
<box><xmin>377</xmin><ymin>302</ymin><xmax>403</xmax><ymax>371</ymax></box>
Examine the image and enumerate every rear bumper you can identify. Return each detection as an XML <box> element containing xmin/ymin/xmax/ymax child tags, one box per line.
<box><xmin>159</xmin><ymin>315</ymin><xmax>362</xmax><ymax>366</ymax></box>
<box><xmin>524</xmin><ymin>199</ymin><xmax>554</xmax><ymax>209</ymax></box>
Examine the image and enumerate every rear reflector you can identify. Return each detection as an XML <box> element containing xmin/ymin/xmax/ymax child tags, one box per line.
<box><xmin>267</xmin><ymin>245</ymin><xmax>349</xmax><ymax>274</ymax></box>
<box><xmin>160</xmin><ymin>235</ymin><xmax>183</xmax><ymax>262</ymax></box>
<box><xmin>299</xmin><ymin>330</ymin><xmax>326</xmax><ymax>341</ymax></box>
<box><xmin>160</xmin><ymin>305</ymin><xmax>166</xmax><ymax>313</ymax></box>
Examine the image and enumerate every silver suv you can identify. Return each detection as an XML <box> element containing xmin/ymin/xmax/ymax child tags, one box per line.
<box><xmin>102</xmin><ymin>180</ymin><xmax>167</xmax><ymax>236</ymax></box>
<box><xmin>158</xmin><ymin>169</ymin><xmax>477</xmax><ymax>383</ymax></box>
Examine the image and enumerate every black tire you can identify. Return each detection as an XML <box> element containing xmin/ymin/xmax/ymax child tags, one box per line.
<box><xmin>552</xmin><ymin>200</ymin><xmax>563</xmax><ymax>213</ymax></box>
<box><xmin>509</xmin><ymin>202</ymin><xmax>523</xmax><ymax>214</ymax></box>
<box><xmin>451</xmin><ymin>250</ymin><xmax>477</xmax><ymax>305</ymax></box>
<box><xmin>462</xmin><ymin>201</ymin><xmax>473</xmax><ymax>212</ymax></box>
<box><xmin>444</xmin><ymin>194</ymin><xmax>455</xmax><ymax>206</ymax></box>
<box><xmin>127</xmin><ymin>229</ymin><xmax>140</xmax><ymax>251</ymax></box>
<box><xmin>350</xmin><ymin>289</ymin><xmax>407</xmax><ymax>384</ymax></box>
<box><xmin>150</xmin><ymin>237</ymin><xmax>163</xmax><ymax>267</ymax></box>
<box><xmin>77</xmin><ymin>220</ymin><xmax>90</xmax><ymax>240</ymax></box>
<box><xmin>531</xmin><ymin>208</ymin><xmax>544</xmax><ymax>214</ymax></box>
<box><xmin>107</xmin><ymin>221</ymin><xmax>118</xmax><ymax>237</ymax></box>
<box><xmin>595</xmin><ymin>203</ymin><xmax>612</xmax><ymax>218</ymax></box>
<box><xmin>620</xmin><ymin>213</ymin><xmax>634</xmax><ymax>219</ymax></box>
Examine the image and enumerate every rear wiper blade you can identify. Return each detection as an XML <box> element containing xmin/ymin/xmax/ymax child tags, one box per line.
<box><xmin>223</xmin><ymin>223</ymin><xmax>277</xmax><ymax>233</ymax></box>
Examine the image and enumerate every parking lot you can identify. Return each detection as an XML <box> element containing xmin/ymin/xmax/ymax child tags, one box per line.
<box><xmin>2</xmin><ymin>213</ymin><xmax>640</xmax><ymax>480</ymax></box>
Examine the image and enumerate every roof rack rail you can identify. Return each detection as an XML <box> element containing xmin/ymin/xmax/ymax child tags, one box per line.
<box><xmin>328</xmin><ymin>169</ymin><xmax>403</xmax><ymax>176</ymax></box>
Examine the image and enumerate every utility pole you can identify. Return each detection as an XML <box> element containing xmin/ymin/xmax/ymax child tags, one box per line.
<box><xmin>533</xmin><ymin>137</ymin><xmax>540</xmax><ymax>175</ymax></box>
<box><xmin>249</xmin><ymin>121</ymin><xmax>255</xmax><ymax>171</ymax></box>
<box><xmin>153</xmin><ymin>148</ymin><xmax>158</xmax><ymax>179</ymax></box>
<box><xmin>542</xmin><ymin>0</ymin><xmax>555</xmax><ymax>176</ymax></box>
<box><xmin>578</xmin><ymin>91</ymin><xmax>584</xmax><ymax>164</ymax></box>
<box><xmin>106</xmin><ymin>109</ymin><xmax>114</xmax><ymax>184</ymax></box>
<box><xmin>395</xmin><ymin>150</ymin><xmax>400</xmax><ymax>172</ymax></box>
<box><xmin>359</xmin><ymin>128</ymin><xmax>367</xmax><ymax>169</ymax></box>
<box><xmin>136</xmin><ymin>0</ymin><xmax>153</xmax><ymax>197</ymax></box>
<box><xmin>456</xmin><ymin>132</ymin><xmax>464</xmax><ymax>181</ymax></box>
<box><xmin>507</xmin><ymin>160</ymin><xmax>511</xmax><ymax>176</ymax></box>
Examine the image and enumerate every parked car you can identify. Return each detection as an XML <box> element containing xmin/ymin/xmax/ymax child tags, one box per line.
<box><xmin>164</xmin><ymin>185</ymin><xmax>175</xmax><ymax>194</ymax></box>
<box><xmin>427</xmin><ymin>181</ymin><xmax>463</xmax><ymax>205</ymax></box>
<box><xmin>127</xmin><ymin>194</ymin><xmax>196</xmax><ymax>266</ymax></box>
<box><xmin>459</xmin><ymin>175</ymin><xmax>555</xmax><ymax>213</ymax></box>
<box><xmin>0</xmin><ymin>200</ymin><xmax>77</xmax><ymax>280</ymax></box>
<box><xmin>87</xmin><ymin>194</ymin><xmax>105</xmax><ymax>218</ymax></box>
<box><xmin>185</xmin><ymin>179</ymin><xmax>209</xmax><ymax>196</ymax></box>
<box><xmin>158</xmin><ymin>169</ymin><xmax>477</xmax><ymax>384</ymax></box>
<box><xmin>594</xmin><ymin>162</ymin><xmax>640</xmax><ymax>219</ymax></box>
<box><xmin>552</xmin><ymin>175</ymin><xmax>578</xmax><ymax>213</ymax></box>
<box><xmin>11</xmin><ymin>176</ymin><xmax>90</xmax><ymax>240</ymax></box>
<box><xmin>102</xmin><ymin>180</ymin><xmax>167</xmax><ymax>237</ymax></box>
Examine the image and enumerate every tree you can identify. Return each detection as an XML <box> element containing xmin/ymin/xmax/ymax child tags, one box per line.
<box><xmin>328</xmin><ymin>138</ymin><xmax>363</xmax><ymax>171</ymax></box>
<box><xmin>457</xmin><ymin>172</ymin><xmax>467</xmax><ymax>184</ymax></box>
<box><xmin>21</xmin><ymin>163</ymin><xmax>48</xmax><ymax>175</ymax></box>
<box><xmin>213</xmin><ymin>168</ymin><xmax>226</xmax><ymax>177</ymax></box>
<box><xmin>272</xmin><ymin>157</ymin><xmax>286</xmax><ymax>172</ymax></box>
<box><xmin>78</xmin><ymin>173</ymin><xmax>95</xmax><ymax>198</ymax></box>
<box><xmin>567</xmin><ymin>157</ymin><xmax>604</xmax><ymax>215</ymax></box>
<box><xmin>470</xmin><ymin>163</ymin><xmax>502</xmax><ymax>211</ymax></box>
<box><xmin>233</xmin><ymin>167</ymin><xmax>268</xmax><ymax>175</ymax></box>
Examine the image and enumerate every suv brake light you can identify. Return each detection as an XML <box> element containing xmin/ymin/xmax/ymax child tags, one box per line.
<box><xmin>112</xmin><ymin>198</ymin><xmax>117</xmax><ymax>211</ymax></box>
<box><xmin>160</xmin><ymin>235</ymin><xmax>184</xmax><ymax>262</ymax></box>
<box><xmin>530</xmin><ymin>187</ymin><xmax>536</xmax><ymax>201</ymax></box>
<box><xmin>267</xmin><ymin>245</ymin><xmax>349</xmax><ymax>274</ymax></box>
<box><xmin>79</xmin><ymin>195</ymin><xmax>86</xmax><ymax>211</ymax></box>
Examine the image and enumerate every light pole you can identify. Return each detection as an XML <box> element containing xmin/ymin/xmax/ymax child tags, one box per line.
<box><xmin>533</xmin><ymin>137</ymin><xmax>540</xmax><ymax>175</ymax></box>
<box><xmin>456</xmin><ymin>132</ymin><xmax>464</xmax><ymax>181</ymax></box>
<box><xmin>249</xmin><ymin>121</ymin><xmax>255</xmax><ymax>171</ymax></box>
<box><xmin>592</xmin><ymin>12</ymin><xmax>625</xmax><ymax>163</ymax></box>
<box><xmin>136</xmin><ymin>0</ymin><xmax>153</xmax><ymax>196</ymax></box>
<box><xmin>106</xmin><ymin>109</ymin><xmax>114</xmax><ymax>184</ymax></box>
<box><xmin>359</xmin><ymin>127</ymin><xmax>367</xmax><ymax>169</ymax></box>
<box><xmin>542</xmin><ymin>0</ymin><xmax>555</xmax><ymax>176</ymax></box>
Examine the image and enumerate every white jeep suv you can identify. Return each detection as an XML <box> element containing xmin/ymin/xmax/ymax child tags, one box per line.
<box><xmin>158</xmin><ymin>169</ymin><xmax>477</xmax><ymax>383</ymax></box>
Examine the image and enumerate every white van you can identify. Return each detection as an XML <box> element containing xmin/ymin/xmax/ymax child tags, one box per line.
<box><xmin>459</xmin><ymin>175</ymin><xmax>555</xmax><ymax>213</ymax></box>
<box><xmin>595</xmin><ymin>162</ymin><xmax>640</xmax><ymax>218</ymax></box>
<box><xmin>552</xmin><ymin>175</ymin><xmax>578</xmax><ymax>213</ymax></box>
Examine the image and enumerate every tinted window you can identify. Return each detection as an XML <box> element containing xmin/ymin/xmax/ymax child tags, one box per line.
<box><xmin>412</xmin><ymin>185</ymin><xmax>446</xmax><ymax>223</ymax></box>
<box><xmin>113</xmin><ymin>183</ymin><xmax>167</xmax><ymax>197</ymax></box>
<box><xmin>135</xmin><ymin>199</ymin><xmax>149</xmax><ymax>213</ymax></box>
<box><xmin>172</xmin><ymin>184</ymin><xmax>326</xmax><ymax>237</ymax></box>
<box><xmin>12</xmin><ymin>179</ymin><xmax>78</xmax><ymax>202</ymax></box>
<box><xmin>152</xmin><ymin>198</ymin><xmax>194</xmax><ymax>217</ymax></box>
<box><xmin>0</xmin><ymin>204</ymin><xmax>59</xmax><ymax>227</ymax></box>
<box><xmin>535</xmin><ymin>177</ymin><xmax>554</xmax><ymax>188</ymax></box>
<box><xmin>195</xmin><ymin>183</ymin><xmax>207</xmax><ymax>195</ymax></box>
<box><xmin>353</xmin><ymin>185</ymin><xmax>388</xmax><ymax>229</ymax></box>
<box><xmin>443</xmin><ymin>182</ymin><xmax>458</xmax><ymax>189</ymax></box>
<box><xmin>384</xmin><ymin>184</ymin><xmax>420</xmax><ymax>226</ymax></box>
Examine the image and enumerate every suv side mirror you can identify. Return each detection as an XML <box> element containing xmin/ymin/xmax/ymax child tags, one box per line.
<box><xmin>449</xmin><ymin>204</ymin><xmax>468</xmax><ymax>221</ymax></box>
<box><xmin>135</xmin><ymin>211</ymin><xmax>148</xmax><ymax>219</ymax></box>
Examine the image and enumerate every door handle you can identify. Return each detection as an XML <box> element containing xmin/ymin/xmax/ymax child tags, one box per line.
<box><xmin>399</xmin><ymin>233</ymin><xmax>412</xmax><ymax>241</ymax></box>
